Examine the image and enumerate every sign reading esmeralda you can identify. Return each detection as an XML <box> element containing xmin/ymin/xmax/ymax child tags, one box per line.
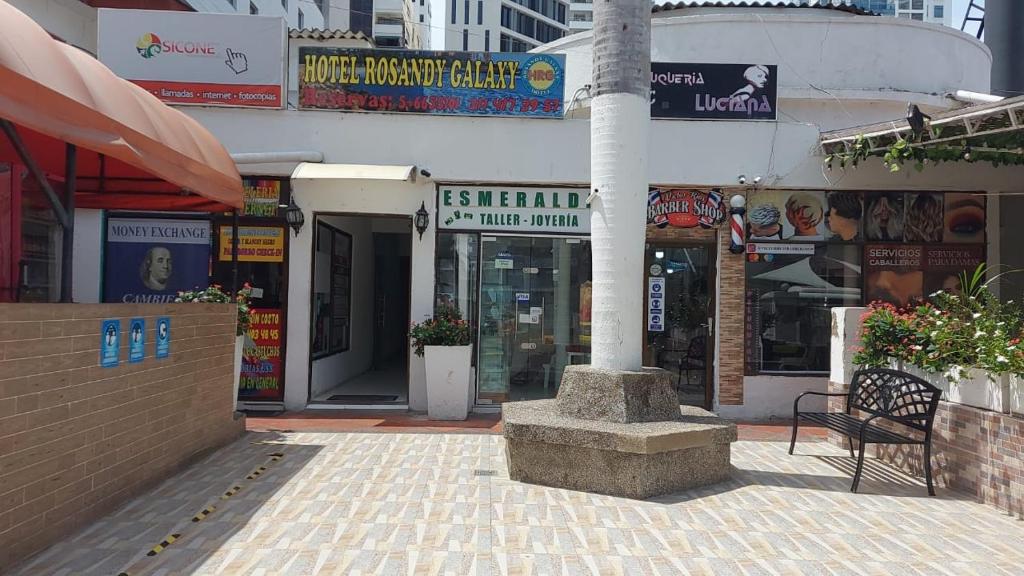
<box><xmin>650</xmin><ymin>63</ymin><xmax>777</xmax><ymax>120</ymax></box>
<box><xmin>298</xmin><ymin>48</ymin><xmax>566</xmax><ymax>118</ymax></box>
<box><xmin>438</xmin><ymin>187</ymin><xmax>589</xmax><ymax>234</ymax></box>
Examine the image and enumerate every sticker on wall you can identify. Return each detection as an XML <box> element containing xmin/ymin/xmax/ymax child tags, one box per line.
<box><xmin>100</xmin><ymin>319</ymin><xmax>121</xmax><ymax>368</ymax></box>
<box><xmin>129</xmin><ymin>318</ymin><xmax>146</xmax><ymax>363</ymax></box>
<box><xmin>516</xmin><ymin>292</ymin><xmax>530</xmax><ymax>302</ymax></box>
<box><xmin>649</xmin><ymin>264</ymin><xmax>663</xmax><ymax>276</ymax></box>
<box><xmin>648</xmin><ymin>277</ymin><xmax>666</xmax><ymax>332</ymax></box>
<box><xmin>155</xmin><ymin>317</ymin><xmax>171</xmax><ymax>359</ymax></box>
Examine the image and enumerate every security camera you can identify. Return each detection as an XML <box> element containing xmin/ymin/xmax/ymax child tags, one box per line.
<box><xmin>753</xmin><ymin>176</ymin><xmax>762</xmax><ymax>185</ymax></box>
<box><xmin>737</xmin><ymin>175</ymin><xmax>747</xmax><ymax>185</ymax></box>
<box><xmin>419</xmin><ymin>168</ymin><xmax>431</xmax><ymax>178</ymax></box>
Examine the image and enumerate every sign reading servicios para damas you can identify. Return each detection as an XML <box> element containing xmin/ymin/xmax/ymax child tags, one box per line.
<box><xmin>438</xmin><ymin>187</ymin><xmax>589</xmax><ymax>234</ymax></box>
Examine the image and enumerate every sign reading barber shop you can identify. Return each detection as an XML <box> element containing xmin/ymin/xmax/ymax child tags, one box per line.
<box><xmin>651</xmin><ymin>63</ymin><xmax>778</xmax><ymax>120</ymax></box>
<box><xmin>648</xmin><ymin>188</ymin><xmax>726</xmax><ymax>229</ymax></box>
<box><xmin>438</xmin><ymin>187</ymin><xmax>589</xmax><ymax>234</ymax></box>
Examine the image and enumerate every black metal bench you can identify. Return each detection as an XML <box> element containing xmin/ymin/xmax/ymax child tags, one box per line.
<box><xmin>789</xmin><ymin>368</ymin><xmax>942</xmax><ymax>495</ymax></box>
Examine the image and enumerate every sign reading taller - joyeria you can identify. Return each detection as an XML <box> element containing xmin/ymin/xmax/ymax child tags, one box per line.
<box><xmin>438</xmin><ymin>187</ymin><xmax>590</xmax><ymax>234</ymax></box>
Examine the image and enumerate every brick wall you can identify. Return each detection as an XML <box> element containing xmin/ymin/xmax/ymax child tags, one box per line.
<box><xmin>827</xmin><ymin>380</ymin><xmax>1024</xmax><ymax>515</ymax></box>
<box><xmin>646</xmin><ymin>206</ymin><xmax>746</xmax><ymax>405</ymax></box>
<box><xmin>0</xmin><ymin>303</ymin><xmax>245</xmax><ymax>571</ymax></box>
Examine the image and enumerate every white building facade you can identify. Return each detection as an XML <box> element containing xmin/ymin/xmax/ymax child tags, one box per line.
<box><xmin>446</xmin><ymin>0</ymin><xmax>570</xmax><ymax>52</ymax></box>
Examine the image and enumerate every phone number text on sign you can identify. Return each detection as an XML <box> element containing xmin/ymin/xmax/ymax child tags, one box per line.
<box><xmin>300</xmin><ymin>89</ymin><xmax>562</xmax><ymax>115</ymax></box>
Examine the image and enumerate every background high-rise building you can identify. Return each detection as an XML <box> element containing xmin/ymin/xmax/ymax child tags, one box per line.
<box><xmin>445</xmin><ymin>0</ymin><xmax>570</xmax><ymax>52</ymax></box>
<box><xmin>841</xmin><ymin>0</ymin><xmax>952</xmax><ymax>26</ymax></box>
<box><xmin>568</xmin><ymin>0</ymin><xmax>592</xmax><ymax>32</ymax></box>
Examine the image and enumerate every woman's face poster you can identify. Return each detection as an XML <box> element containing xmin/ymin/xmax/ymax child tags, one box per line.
<box><xmin>944</xmin><ymin>193</ymin><xmax>986</xmax><ymax>243</ymax></box>
<box><xmin>864</xmin><ymin>193</ymin><xmax>905</xmax><ymax>242</ymax></box>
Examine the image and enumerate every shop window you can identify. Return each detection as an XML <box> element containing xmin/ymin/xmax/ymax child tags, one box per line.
<box><xmin>312</xmin><ymin>221</ymin><xmax>352</xmax><ymax>357</ymax></box>
<box><xmin>18</xmin><ymin>171</ymin><xmax>64</xmax><ymax>303</ymax></box>
<box><xmin>746</xmin><ymin>245</ymin><xmax>863</xmax><ymax>374</ymax></box>
<box><xmin>745</xmin><ymin>190</ymin><xmax>987</xmax><ymax>375</ymax></box>
<box><xmin>434</xmin><ymin>232</ymin><xmax>480</xmax><ymax>352</ymax></box>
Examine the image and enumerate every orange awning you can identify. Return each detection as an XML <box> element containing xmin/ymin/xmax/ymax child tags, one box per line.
<box><xmin>0</xmin><ymin>0</ymin><xmax>242</xmax><ymax>211</ymax></box>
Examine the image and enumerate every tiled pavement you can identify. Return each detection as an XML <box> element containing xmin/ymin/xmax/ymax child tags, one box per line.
<box><xmin>9</xmin><ymin>430</ymin><xmax>1024</xmax><ymax>576</ymax></box>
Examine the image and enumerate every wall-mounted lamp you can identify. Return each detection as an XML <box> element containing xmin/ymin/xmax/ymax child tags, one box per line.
<box><xmin>414</xmin><ymin>201</ymin><xmax>430</xmax><ymax>240</ymax></box>
<box><xmin>284</xmin><ymin>198</ymin><xmax>305</xmax><ymax>236</ymax></box>
<box><xmin>728</xmin><ymin>194</ymin><xmax>746</xmax><ymax>255</ymax></box>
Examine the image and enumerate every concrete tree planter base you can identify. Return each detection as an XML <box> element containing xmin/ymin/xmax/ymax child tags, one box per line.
<box><xmin>232</xmin><ymin>335</ymin><xmax>244</xmax><ymax>411</ymax></box>
<box><xmin>424</xmin><ymin>345</ymin><xmax>473</xmax><ymax>420</ymax></box>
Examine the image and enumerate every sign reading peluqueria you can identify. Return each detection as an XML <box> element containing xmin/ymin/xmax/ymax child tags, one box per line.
<box><xmin>438</xmin><ymin>187</ymin><xmax>590</xmax><ymax>234</ymax></box>
<box><xmin>298</xmin><ymin>48</ymin><xmax>566</xmax><ymax>118</ymax></box>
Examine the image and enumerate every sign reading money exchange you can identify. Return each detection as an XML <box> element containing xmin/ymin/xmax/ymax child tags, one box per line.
<box><xmin>650</xmin><ymin>63</ymin><xmax>778</xmax><ymax>120</ymax></box>
<box><xmin>438</xmin><ymin>187</ymin><xmax>590</xmax><ymax>234</ymax></box>
<box><xmin>298</xmin><ymin>48</ymin><xmax>566</xmax><ymax>118</ymax></box>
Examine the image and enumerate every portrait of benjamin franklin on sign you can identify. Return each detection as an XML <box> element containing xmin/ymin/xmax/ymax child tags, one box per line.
<box><xmin>140</xmin><ymin>246</ymin><xmax>173</xmax><ymax>291</ymax></box>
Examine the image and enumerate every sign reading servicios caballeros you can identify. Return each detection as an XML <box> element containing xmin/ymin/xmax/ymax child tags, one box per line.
<box><xmin>298</xmin><ymin>48</ymin><xmax>565</xmax><ymax>118</ymax></box>
<box><xmin>438</xmin><ymin>187</ymin><xmax>589</xmax><ymax>234</ymax></box>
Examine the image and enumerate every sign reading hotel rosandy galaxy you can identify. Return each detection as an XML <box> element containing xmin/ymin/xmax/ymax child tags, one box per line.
<box><xmin>438</xmin><ymin>187</ymin><xmax>589</xmax><ymax>234</ymax></box>
<box><xmin>97</xmin><ymin>9</ymin><xmax>285</xmax><ymax>108</ymax></box>
<box><xmin>651</xmin><ymin>63</ymin><xmax>778</xmax><ymax>120</ymax></box>
<box><xmin>298</xmin><ymin>48</ymin><xmax>566</xmax><ymax>118</ymax></box>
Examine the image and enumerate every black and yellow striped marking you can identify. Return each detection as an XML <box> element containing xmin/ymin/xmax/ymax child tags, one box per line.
<box><xmin>245</xmin><ymin>466</ymin><xmax>268</xmax><ymax>480</ymax></box>
<box><xmin>146</xmin><ymin>533</ymin><xmax>180</xmax><ymax>556</ymax></box>
<box><xmin>191</xmin><ymin>504</ymin><xmax>217</xmax><ymax>522</ymax></box>
<box><xmin>221</xmin><ymin>485</ymin><xmax>243</xmax><ymax>500</ymax></box>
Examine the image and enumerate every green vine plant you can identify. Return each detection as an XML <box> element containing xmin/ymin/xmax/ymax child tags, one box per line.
<box><xmin>825</xmin><ymin>126</ymin><xmax>1024</xmax><ymax>174</ymax></box>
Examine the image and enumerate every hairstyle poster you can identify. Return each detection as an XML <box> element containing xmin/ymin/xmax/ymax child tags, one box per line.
<box><xmin>863</xmin><ymin>192</ymin><xmax>905</xmax><ymax>242</ymax></box>
<box><xmin>746</xmin><ymin>190</ymin><xmax>826</xmax><ymax>241</ymax></box>
<box><xmin>103</xmin><ymin>218</ymin><xmax>212</xmax><ymax>303</ymax></box>
<box><xmin>943</xmin><ymin>193</ymin><xmax>986</xmax><ymax>243</ymax></box>
<box><xmin>904</xmin><ymin>193</ymin><xmax>944</xmax><ymax>242</ymax></box>
<box><xmin>825</xmin><ymin>191</ymin><xmax>863</xmax><ymax>242</ymax></box>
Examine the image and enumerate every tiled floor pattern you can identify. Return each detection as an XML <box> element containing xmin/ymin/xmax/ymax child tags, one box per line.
<box><xmin>10</xmin><ymin>431</ymin><xmax>1024</xmax><ymax>576</ymax></box>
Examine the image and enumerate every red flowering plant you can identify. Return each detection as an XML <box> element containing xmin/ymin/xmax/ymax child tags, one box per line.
<box><xmin>409</xmin><ymin>304</ymin><xmax>471</xmax><ymax>357</ymax></box>
<box><xmin>175</xmin><ymin>283</ymin><xmax>254</xmax><ymax>337</ymax></box>
<box><xmin>854</xmin><ymin>264</ymin><xmax>1024</xmax><ymax>378</ymax></box>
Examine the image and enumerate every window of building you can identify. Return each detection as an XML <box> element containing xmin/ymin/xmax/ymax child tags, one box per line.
<box><xmin>463</xmin><ymin>28</ymin><xmax>469</xmax><ymax>50</ymax></box>
<box><xmin>282</xmin><ymin>0</ymin><xmax>288</xmax><ymax>10</ymax></box>
<box><xmin>465</xmin><ymin>0</ymin><xmax>469</xmax><ymax>24</ymax></box>
<box><xmin>420</xmin><ymin>14</ymin><xmax>424</xmax><ymax>22</ymax></box>
<box><xmin>351</xmin><ymin>0</ymin><xmax>373</xmax><ymax>36</ymax></box>
<box><xmin>377</xmin><ymin>35</ymin><xmax>402</xmax><ymax>46</ymax></box>
<box><xmin>250</xmin><ymin>2</ymin><xmax>259</xmax><ymax>15</ymax></box>
<box><xmin>229</xmin><ymin>0</ymin><xmax>236</xmax><ymax>8</ymax></box>
<box><xmin>744</xmin><ymin>190</ymin><xmax>987</xmax><ymax>375</ymax></box>
<box><xmin>376</xmin><ymin>13</ymin><xmax>403</xmax><ymax>25</ymax></box>
<box><xmin>484</xmin><ymin>29</ymin><xmax>490</xmax><ymax>51</ymax></box>
<box><xmin>298</xmin><ymin>8</ymin><xmax>304</xmax><ymax>27</ymax></box>
<box><xmin>312</xmin><ymin>221</ymin><xmax>352</xmax><ymax>357</ymax></box>
<box><xmin>933</xmin><ymin>5</ymin><xmax>943</xmax><ymax>19</ymax></box>
<box><xmin>452</xmin><ymin>0</ymin><xmax>457</xmax><ymax>24</ymax></box>
<box><xmin>478</xmin><ymin>0</ymin><xmax>483</xmax><ymax>25</ymax></box>
<box><xmin>434</xmin><ymin>232</ymin><xmax>480</xmax><ymax>355</ymax></box>
<box><xmin>314</xmin><ymin>0</ymin><xmax>325</xmax><ymax>16</ymax></box>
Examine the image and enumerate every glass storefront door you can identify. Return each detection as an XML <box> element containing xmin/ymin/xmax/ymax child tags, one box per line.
<box><xmin>477</xmin><ymin>236</ymin><xmax>592</xmax><ymax>403</ymax></box>
<box><xmin>644</xmin><ymin>244</ymin><xmax>715</xmax><ymax>408</ymax></box>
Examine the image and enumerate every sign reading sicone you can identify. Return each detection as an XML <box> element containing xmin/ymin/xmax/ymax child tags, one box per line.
<box><xmin>97</xmin><ymin>9</ymin><xmax>286</xmax><ymax>108</ymax></box>
<box><xmin>298</xmin><ymin>48</ymin><xmax>566</xmax><ymax>118</ymax></box>
<box><xmin>438</xmin><ymin>187</ymin><xmax>589</xmax><ymax>234</ymax></box>
<box><xmin>651</xmin><ymin>63</ymin><xmax>778</xmax><ymax>120</ymax></box>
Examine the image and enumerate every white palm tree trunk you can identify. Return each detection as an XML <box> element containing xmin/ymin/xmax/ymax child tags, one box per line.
<box><xmin>590</xmin><ymin>0</ymin><xmax>651</xmax><ymax>371</ymax></box>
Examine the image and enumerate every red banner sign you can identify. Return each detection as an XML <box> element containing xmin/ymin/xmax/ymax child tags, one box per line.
<box><xmin>239</xmin><ymin>308</ymin><xmax>284</xmax><ymax>401</ymax></box>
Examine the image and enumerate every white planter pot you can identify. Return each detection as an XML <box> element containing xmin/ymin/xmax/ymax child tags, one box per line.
<box><xmin>898</xmin><ymin>362</ymin><xmax>1010</xmax><ymax>413</ymax></box>
<box><xmin>1010</xmin><ymin>374</ymin><xmax>1024</xmax><ymax>417</ymax></box>
<box><xmin>232</xmin><ymin>335</ymin><xmax>244</xmax><ymax>411</ymax></box>
<box><xmin>424</xmin><ymin>345</ymin><xmax>473</xmax><ymax>421</ymax></box>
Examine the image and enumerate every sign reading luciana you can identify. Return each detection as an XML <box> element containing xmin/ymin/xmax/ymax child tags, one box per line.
<box><xmin>97</xmin><ymin>9</ymin><xmax>286</xmax><ymax>108</ymax></box>
<box><xmin>438</xmin><ymin>187</ymin><xmax>589</xmax><ymax>234</ymax></box>
<box><xmin>651</xmin><ymin>63</ymin><xmax>778</xmax><ymax>120</ymax></box>
<box><xmin>298</xmin><ymin>48</ymin><xmax>566</xmax><ymax>118</ymax></box>
<box><xmin>648</xmin><ymin>188</ymin><xmax>726</xmax><ymax>229</ymax></box>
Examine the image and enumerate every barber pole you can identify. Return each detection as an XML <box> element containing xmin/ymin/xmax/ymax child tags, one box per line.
<box><xmin>729</xmin><ymin>195</ymin><xmax>746</xmax><ymax>254</ymax></box>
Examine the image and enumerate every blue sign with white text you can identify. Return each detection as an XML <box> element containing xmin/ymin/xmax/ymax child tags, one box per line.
<box><xmin>129</xmin><ymin>318</ymin><xmax>145</xmax><ymax>363</ymax></box>
<box><xmin>155</xmin><ymin>317</ymin><xmax>171</xmax><ymax>359</ymax></box>
<box><xmin>100</xmin><ymin>319</ymin><xmax>120</xmax><ymax>368</ymax></box>
<box><xmin>298</xmin><ymin>48</ymin><xmax>566</xmax><ymax>118</ymax></box>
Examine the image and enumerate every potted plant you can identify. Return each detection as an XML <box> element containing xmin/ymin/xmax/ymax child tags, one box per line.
<box><xmin>411</xmin><ymin>305</ymin><xmax>473</xmax><ymax>420</ymax></box>
<box><xmin>175</xmin><ymin>284</ymin><xmax>253</xmax><ymax>410</ymax></box>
